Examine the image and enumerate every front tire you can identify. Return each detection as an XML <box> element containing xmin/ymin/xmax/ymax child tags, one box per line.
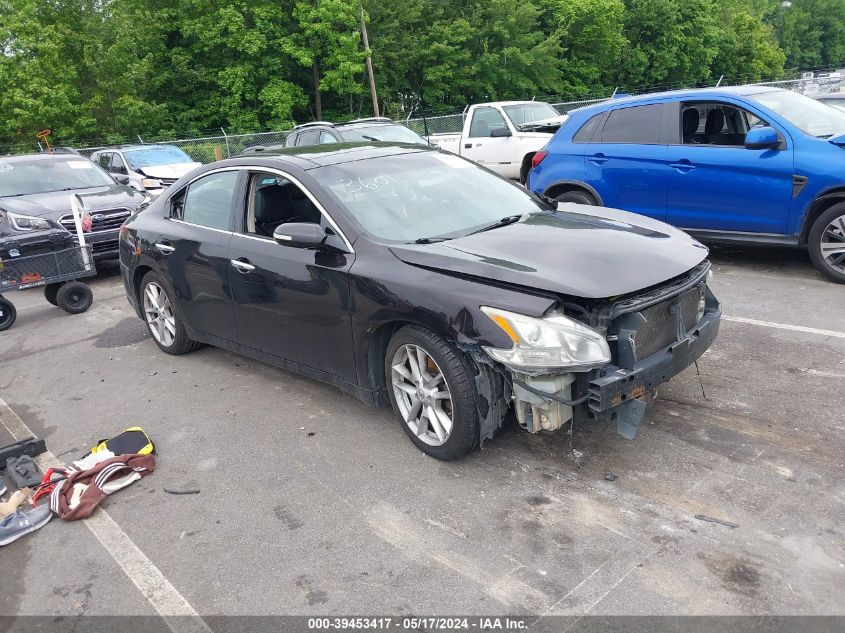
<box><xmin>385</xmin><ymin>325</ymin><xmax>479</xmax><ymax>460</ymax></box>
<box><xmin>140</xmin><ymin>271</ymin><xmax>200</xmax><ymax>354</ymax></box>
<box><xmin>0</xmin><ymin>297</ymin><xmax>16</xmax><ymax>331</ymax></box>
<box><xmin>44</xmin><ymin>283</ymin><xmax>63</xmax><ymax>306</ymax></box>
<box><xmin>56</xmin><ymin>282</ymin><xmax>93</xmax><ymax>314</ymax></box>
<box><xmin>808</xmin><ymin>202</ymin><xmax>845</xmax><ymax>284</ymax></box>
<box><xmin>554</xmin><ymin>189</ymin><xmax>597</xmax><ymax>205</ymax></box>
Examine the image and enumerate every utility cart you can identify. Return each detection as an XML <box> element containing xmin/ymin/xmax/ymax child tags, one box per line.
<box><xmin>0</xmin><ymin>197</ymin><xmax>96</xmax><ymax>331</ymax></box>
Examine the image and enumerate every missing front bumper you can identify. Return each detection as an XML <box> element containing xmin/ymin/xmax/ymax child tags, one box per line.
<box><xmin>588</xmin><ymin>304</ymin><xmax>721</xmax><ymax>438</ymax></box>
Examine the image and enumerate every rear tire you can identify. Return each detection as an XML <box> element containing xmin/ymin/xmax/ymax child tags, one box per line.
<box><xmin>44</xmin><ymin>283</ymin><xmax>63</xmax><ymax>306</ymax></box>
<box><xmin>0</xmin><ymin>297</ymin><xmax>16</xmax><ymax>331</ymax></box>
<box><xmin>554</xmin><ymin>189</ymin><xmax>596</xmax><ymax>206</ymax></box>
<box><xmin>385</xmin><ymin>325</ymin><xmax>479</xmax><ymax>460</ymax></box>
<box><xmin>808</xmin><ymin>202</ymin><xmax>845</xmax><ymax>284</ymax></box>
<box><xmin>56</xmin><ymin>282</ymin><xmax>93</xmax><ymax>314</ymax></box>
<box><xmin>140</xmin><ymin>271</ymin><xmax>200</xmax><ymax>355</ymax></box>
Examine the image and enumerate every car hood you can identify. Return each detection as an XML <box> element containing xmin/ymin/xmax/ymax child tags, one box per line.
<box><xmin>827</xmin><ymin>132</ymin><xmax>845</xmax><ymax>146</ymax></box>
<box><xmin>388</xmin><ymin>204</ymin><xmax>709</xmax><ymax>299</ymax></box>
<box><xmin>517</xmin><ymin>114</ymin><xmax>569</xmax><ymax>134</ymax></box>
<box><xmin>138</xmin><ymin>162</ymin><xmax>202</xmax><ymax>179</ymax></box>
<box><xmin>0</xmin><ymin>186</ymin><xmax>145</xmax><ymax>219</ymax></box>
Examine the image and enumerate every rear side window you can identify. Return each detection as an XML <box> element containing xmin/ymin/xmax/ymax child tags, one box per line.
<box><xmin>297</xmin><ymin>130</ymin><xmax>320</xmax><ymax>145</ymax></box>
<box><xmin>599</xmin><ymin>104</ymin><xmax>663</xmax><ymax>144</ymax></box>
<box><xmin>572</xmin><ymin>113</ymin><xmax>603</xmax><ymax>143</ymax></box>
<box><xmin>174</xmin><ymin>170</ymin><xmax>238</xmax><ymax>231</ymax></box>
<box><xmin>97</xmin><ymin>153</ymin><xmax>111</xmax><ymax>169</ymax></box>
<box><xmin>319</xmin><ymin>131</ymin><xmax>339</xmax><ymax>144</ymax></box>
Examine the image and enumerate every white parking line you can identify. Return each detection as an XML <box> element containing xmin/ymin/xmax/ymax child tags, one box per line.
<box><xmin>723</xmin><ymin>315</ymin><xmax>845</xmax><ymax>339</ymax></box>
<box><xmin>0</xmin><ymin>399</ymin><xmax>210</xmax><ymax>633</ymax></box>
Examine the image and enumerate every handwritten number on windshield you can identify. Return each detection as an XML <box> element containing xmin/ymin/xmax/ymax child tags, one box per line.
<box><xmin>339</xmin><ymin>173</ymin><xmax>398</xmax><ymax>194</ymax></box>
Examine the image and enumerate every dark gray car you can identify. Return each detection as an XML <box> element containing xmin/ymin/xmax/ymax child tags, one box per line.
<box><xmin>240</xmin><ymin>118</ymin><xmax>428</xmax><ymax>155</ymax></box>
<box><xmin>0</xmin><ymin>154</ymin><xmax>147</xmax><ymax>260</ymax></box>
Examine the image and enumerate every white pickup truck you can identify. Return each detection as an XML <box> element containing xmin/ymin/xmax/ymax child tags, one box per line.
<box><xmin>426</xmin><ymin>101</ymin><xmax>568</xmax><ymax>182</ymax></box>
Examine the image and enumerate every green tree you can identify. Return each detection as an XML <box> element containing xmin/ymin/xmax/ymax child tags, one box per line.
<box><xmin>712</xmin><ymin>6</ymin><xmax>785</xmax><ymax>81</ymax></box>
<box><xmin>539</xmin><ymin>0</ymin><xmax>627</xmax><ymax>95</ymax></box>
<box><xmin>282</xmin><ymin>0</ymin><xmax>364</xmax><ymax>119</ymax></box>
<box><xmin>775</xmin><ymin>0</ymin><xmax>845</xmax><ymax>69</ymax></box>
<box><xmin>619</xmin><ymin>0</ymin><xmax>721</xmax><ymax>88</ymax></box>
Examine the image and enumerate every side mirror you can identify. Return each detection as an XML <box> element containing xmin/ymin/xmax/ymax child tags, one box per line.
<box><xmin>490</xmin><ymin>127</ymin><xmax>512</xmax><ymax>138</ymax></box>
<box><xmin>745</xmin><ymin>126</ymin><xmax>780</xmax><ymax>150</ymax></box>
<box><xmin>114</xmin><ymin>174</ymin><xmax>131</xmax><ymax>185</ymax></box>
<box><xmin>273</xmin><ymin>223</ymin><xmax>326</xmax><ymax>249</ymax></box>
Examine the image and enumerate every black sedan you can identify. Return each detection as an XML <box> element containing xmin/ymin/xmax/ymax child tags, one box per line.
<box><xmin>119</xmin><ymin>143</ymin><xmax>720</xmax><ymax>460</ymax></box>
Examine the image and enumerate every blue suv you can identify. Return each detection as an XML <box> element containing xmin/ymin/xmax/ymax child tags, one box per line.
<box><xmin>528</xmin><ymin>86</ymin><xmax>845</xmax><ymax>283</ymax></box>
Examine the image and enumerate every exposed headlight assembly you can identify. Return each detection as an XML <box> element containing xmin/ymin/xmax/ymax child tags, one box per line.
<box><xmin>8</xmin><ymin>211</ymin><xmax>52</xmax><ymax>231</ymax></box>
<box><xmin>140</xmin><ymin>178</ymin><xmax>163</xmax><ymax>190</ymax></box>
<box><xmin>481</xmin><ymin>306</ymin><xmax>611</xmax><ymax>371</ymax></box>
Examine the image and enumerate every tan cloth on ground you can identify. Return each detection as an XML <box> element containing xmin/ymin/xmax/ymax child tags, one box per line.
<box><xmin>49</xmin><ymin>453</ymin><xmax>154</xmax><ymax>521</ymax></box>
<box><xmin>0</xmin><ymin>488</ymin><xmax>32</xmax><ymax>519</ymax></box>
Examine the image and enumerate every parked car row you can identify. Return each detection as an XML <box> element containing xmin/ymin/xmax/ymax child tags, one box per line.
<box><xmin>527</xmin><ymin>86</ymin><xmax>845</xmax><ymax>283</ymax></box>
<box><xmin>3</xmin><ymin>87</ymin><xmax>843</xmax><ymax>461</ymax></box>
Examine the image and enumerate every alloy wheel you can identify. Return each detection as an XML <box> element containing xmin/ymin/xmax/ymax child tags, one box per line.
<box><xmin>820</xmin><ymin>213</ymin><xmax>845</xmax><ymax>274</ymax></box>
<box><xmin>143</xmin><ymin>282</ymin><xmax>176</xmax><ymax>348</ymax></box>
<box><xmin>391</xmin><ymin>344</ymin><xmax>454</xmax><ymax>446</ymax></box>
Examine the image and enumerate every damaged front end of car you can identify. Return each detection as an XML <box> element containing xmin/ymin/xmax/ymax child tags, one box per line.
<box><xmin>475</xmin><ymin>261</ymin><xmax>721</xmax><ymax>442</ymax></box>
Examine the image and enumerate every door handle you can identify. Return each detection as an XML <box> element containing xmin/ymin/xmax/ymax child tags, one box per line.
<box><xmin>230</xmin><ymin>258</ymin><xmax>255</xmax><ymax>273</ymax></box>
<box><xmin>670</xmin><ymin>160</ymin><xmax>696</xmax><ymax>173</ymax></box>
<box><xmin>154</xmin><ymin>242</ymin><xmax>175</xmax><ymax>254</ymax></box>
<box><xmin>464</xmin><ymin>143</ymin><xmax>472</xmax><ymax>149</ymax></box>
<box><xmin>588</xmin><ymin>153</ymin><xmax>608</xmax><ymax>165</ymax></box>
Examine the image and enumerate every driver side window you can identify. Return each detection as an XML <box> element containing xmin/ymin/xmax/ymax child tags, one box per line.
<box><xmin>681</xmin><ymin>102</ymin><xmax>770</xmax><ymax>146</ymax></box>
<box><xmin>244</xmin><ymin>172</ymin><xmax>322</xmax><ymax>239</ymax></box>
<box><xmin>469</xmin><ymin>107</ymin><xmax>507</xmax><ymax>138</ymax></box>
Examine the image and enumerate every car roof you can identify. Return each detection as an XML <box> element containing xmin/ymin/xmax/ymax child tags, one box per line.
<box><xmin>473</xmin><ymin>100</ymin><xmax>552</xmax><ymax>108</ymax></box>
<box><xmin>0</xmin><ymin>153</ymin><xmax>84</xmax><ymax>164</ymax></box>
<box><xmin>227</xmin><ymin>142</ymin><xmax>433</xmax><ymax>168</ymax></box>
<box><xmin>572</xmin><ymin>85</ymin><xmax>787</xmax><ymax>116</ymax></box>
<box><xmin>292</xmin><ymin>119</ymin><xmax>401</xmax><ymax>132</ymax></box>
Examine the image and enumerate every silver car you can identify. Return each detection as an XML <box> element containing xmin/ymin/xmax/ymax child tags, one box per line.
<box><xmin>90</xmin><ymin>145</ymin><xmax>201</xmax><ymax>197</ymax></box>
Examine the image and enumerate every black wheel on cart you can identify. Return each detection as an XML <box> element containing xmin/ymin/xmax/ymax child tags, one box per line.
<box><xmin>44</xmin><ymin>282</ymin><xmax>63</xmax><ymax>306</ymax></box>
<box><xmin>0</xmin><ymin>297</ymin><xmax>16</xmax><ymax>331</ymax></box>
<box><xmin>56</xmin><ymin>281</ymin><xmax>93</xmax><ymax>314</ymax></box>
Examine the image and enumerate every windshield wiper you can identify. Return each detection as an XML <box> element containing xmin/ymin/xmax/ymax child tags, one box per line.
<box><xmin>413</xmin><ymin>236</ymin><xmax>451</xmax><ymax>244</ymax></box>
<box><xmin>464</xmin><ymin>214</ymin><xmax>525</xmax><ymax>236</ymax></box>
<box><xmin>360</xmin><ymin>135</ymin><xmax>381</xmax><ymax>141</ymax></box>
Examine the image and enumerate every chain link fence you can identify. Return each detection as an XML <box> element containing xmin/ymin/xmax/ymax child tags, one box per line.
<box><xmin>3</xmin><ymin>69</ymin><xmax>842</xmax><ymax>160</ymax></box>
<box><xmin>74</xmin><ymin>130</ymin><xmax>290</xmax><ymax>163</ymax></box>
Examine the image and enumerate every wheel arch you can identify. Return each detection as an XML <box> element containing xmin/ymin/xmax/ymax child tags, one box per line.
<box><xmin>800</xmin><ymin>188</ymin><xmax>845</xmax><ymax>245</ymax></box>
<box><xmin>133</xmin><ymin>264</ymin><xmax>154</xmax><ymax>310</ymax></box>
<box><xmin>519</xmin><ymin>152</ymin><xmax>537</xmax><ymax>184</ymax></box>
<box><xmin>367</xmin><ymin>320</ymin><xmax>413</xmax><ymax>406</ymax></box>
<box><xmin>542</xmin><ymin>180</ymin><xmax>604</xmax><ymax>206</ymax></box>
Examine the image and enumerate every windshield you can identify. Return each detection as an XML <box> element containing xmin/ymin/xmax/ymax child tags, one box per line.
<box><xmin>311</xmin><ymin>151</ymin><xmax>548</xmax><ymax>242</ymax></box>
<box><xmin>503</xmin><ymin>103</ymin><xmax>560</xmax><ymax>127</ymax></box>
<box><xmin>340</xmin><ymin>125</ymin><xmax>428</xmax><ymax>145</ymax></box>
<box><xmin>124</xmin><ymin>145</ymin><xmax>194</xmax><ymax>168</ymax></box>
<box><xmin>0</xmin><ymin>158</ymin><xmax>116</xmax><ymax>197</ymax></box>
<box><xmin>753</xmin><ymin>90</ymin><xmax>845</xmax><ymax>137</ymax></box>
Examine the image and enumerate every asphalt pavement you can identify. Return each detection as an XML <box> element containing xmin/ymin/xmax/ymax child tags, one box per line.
<box><xmin>0</xmin><ymin>245</ymin><xmax>843</xmax><ymax>626</ymax></box>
